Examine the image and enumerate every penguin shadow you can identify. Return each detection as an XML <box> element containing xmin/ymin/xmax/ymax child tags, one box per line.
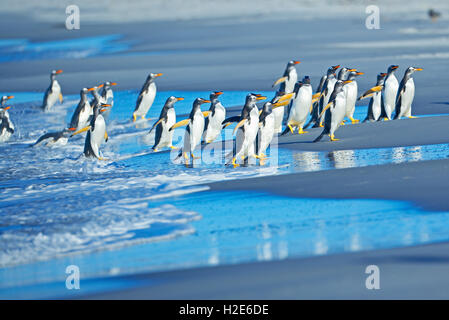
<box><xmin>430</xmin><ymin>102</ymin><xmax>449</xmax><ymax>106</ymax></box>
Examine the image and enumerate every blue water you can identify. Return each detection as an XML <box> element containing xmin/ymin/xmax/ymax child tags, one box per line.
<box><xmin>0</xmin><ymin>35</ymin><xmax>131</xmax><ymax>62</ymax></box>
<box><xmin>2</xmin><ymin>89</ymin><xmax>449</xmax><ymax>298</ymax></box>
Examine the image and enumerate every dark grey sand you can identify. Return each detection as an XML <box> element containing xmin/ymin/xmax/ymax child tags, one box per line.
<box><xmin>2</xmin><ymin>10</ymin><xmax>449</xmax><ymax>299</ymax></box>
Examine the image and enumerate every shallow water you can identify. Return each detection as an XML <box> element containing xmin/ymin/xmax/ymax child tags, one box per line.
<box><xmin>1</xmin><ymin>89</ymin><xmax>449</xmax><ymax>297</ymax></box>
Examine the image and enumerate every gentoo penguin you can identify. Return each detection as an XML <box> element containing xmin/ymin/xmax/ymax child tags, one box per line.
<box><xmin>170</xmin><ymin>98</ymin><xmax>211</xmax><ymax>165</ymax></box>
<box><xmin>203</xmin><ymin>91</ymin><xmax>226</xmax><ymax>144</ymax></box>
<box><xmin>0</xmin><ymin>95</ymin><xmax>14</xmax><ymax>133</ymax></box>
<box><xmin>32</xmin><ymin>129</ymin><xmax>71</xmax><ymax>147</ymax></box>
<box><xmin>314</xmin><ymin>80</ymin><xmax>352</xmax><ymax>142</ymax></box>
<box><xmin>344</xmin><ymin>70</ymin><xmax>364</xmax><ymax>124</ymax></box>
<box><xmin>282</xmin><ymin>76</ymin><xmax>313</xmax><ymax>135</ymax></box>
<box><xmin>271</xmin><ymin>60</ymin><xmax>300</xmax><ymax>133</ymax></box>
<box><xmin>381</xmin><ymin>65</ymin><xmax>399</xmax><ymax>120</ymax></box>
<box><xmin>361</xmin><ymin>73</ymin><xmax>387</xmax><ymax>122</ymax></box>
<box><xmin>226</xmin><ymin>93</ymin><xmax>267</xmax><ymax>167</ymax></box>
<box><xmin>306</xmin><ymin>65</ymin><xmax>340</xmax><ymax>129</ymax></box>
<box><xmin>0</xmin><ymin>106</ymin><xmax>14</xmax><ymax>143</ymax></box>
<box><xmin>149</xmin><ymin>96</ymin><xmax>184</xmax><ymax>152</ymax></box>
<box><xmin>132</xmin><ymin>73</ymin><xmax>162</xmax><ymax>122</ymax></box>
<box><xmin>319</xmin><ymin>66</ymin><xmax>343</xmax><ymax>127</ymax></box>
<box><xmin>71</xmin><ymin>102</ymin><xmax>111</xmax><ymax>159</ymax></box>
<box><xmin>99</xmin><ymin>81</ymin><xmax>117</xmax><ymax>119</ymax></box>
<box><xmin>42</xmin><ymin>69</ymin><xmax>63</xmax><ymax>111</ymax></box>
<box><xmin>69</xmin><ymin>87</ymin><xmax>93</xmax><ymax>132</ymax></box>
<box><xmin>394</xmin><ymin>67</ymin><xmax>423</xmax><ymax>120</ymax></box>
<box><xmin>256</xmin><ymin>102</ymin><xmax>276</xmax><ymax>164</ymax></box>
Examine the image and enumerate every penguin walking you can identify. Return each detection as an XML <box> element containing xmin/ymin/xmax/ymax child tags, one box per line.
<box><xmin>69</xmin><ymin>87</ymin><xmax>94</xmax><ymax>132</ymax></box>
<box><xmin>224</xmin><ymin>93</ymin><xmax>267</xmax><ymax>167</ymax></box>
<box><xmin>32</xmin><ymin>129</ymin><xmax>71</xmax><ymax>147</ymax></box>
<box><xmin>42</xmin><ymin>69</ymin><xmax>63</xmax><ymax>111</ymax></box>
<box><xmin>271</xmin><ymin>60</ymin><xmax>300</xmax><ymax>133</ymax></box>
<box><xmin>99</xmin><ymin>81</ymin><xmax>117</xmax><ymax>120</ymax></box>
<box><xmin>71</xmin><ymin>103</ymin><xmax>111</xmax><ymax>159</ymax></box>
<box><xmin>257</xmin><ymin>101</ymin><xmax>286</xmax><ymax>164</ymax></box>
<box><xmin>361</xmin><ymin>73</ymin><xmax>387</xmax><ymax>122</ymax></box>
<box><xmin>149</xmin><ymin>96</ymin><xmax>184</xmax><ymax>152</ymax></box>
<box><xmin>314</xmin><ymin>80</ymin><xmax>352</xmax><ymax>142</ymax></box>
<box><xmin>306</xmin><ymin>65</ymin><xmax>340</xmax><ymax>129</ymax></box>
<box><xmin>282</xmin><ymin>76</ymin><xmax>313</xmax><ymax>135</ymax></box>
<box><xmin>0</xmin><ymin>95</ymin><xmax>14</xmax><ymax>133</ymax></box>
<box><xmin>170</xmin><ymin>98</ymin><xmax>211</xmax><ymax>165</ymax></box>
<box><xmin>344</xmin><ymin>70</ymin><xmax>364</xmax><ymax>124</ymax></box>
<box><xmin>203</xmin><ymin>91</ymin><xmax>226</xmax><ymax>144</ymax></box>
<box><xmin>0</xmin><ymin>106</ymin><xmax>14</xmax><ymax>143</ymax></box>
<box><xmin>394</xmin><ymin>67</ymin><xmax>423</xmax><ymax>119</ymax></box>
<box><xmin>132</xmin><ymin>73</ymin><xmax>162</xmax><ymax>122</ymax></box>
<box><xmin>381</xmin><ymin>65</ymin><xmax>399</xmax><ymax>120</ymax></box>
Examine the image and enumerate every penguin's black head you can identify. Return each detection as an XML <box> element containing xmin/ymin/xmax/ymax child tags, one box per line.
<box><xmin>388</xmin><ymin>65</ymin><xmax>399</xmax><ymax>73</ymax></box>
<box><xmin>262</xmin><ymin>102</ymin><xmax>273</xmax><ymax>114</ymax></box>
<box><xmin>302</xmin><ymin>76</ymin><xmax>311</xmax><ymax>84</ymax></box>
<box><xmin>210</xmin><ymin>91</ymin><xmax>223</xmax><ymax>101</ymax></box>
<box><xmin>51</xmin><ymin>69</ymin><xmax>63</xmax><ymax>78</ymax></box>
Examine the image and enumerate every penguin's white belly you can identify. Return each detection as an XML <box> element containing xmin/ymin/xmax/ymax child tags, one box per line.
<box><xmin>344</xmin><ymin>82</ymin><xmax>358</xmax><ymax>117</ymax></box>
<box><xmin>136</xmin><ymin>84</ymin><xmax>156</xmax><ymax>116</ymax></box>
<box><xmin>184</xmin><ymin>112</ymin><xmax>204</xmax><ymax>152</ymax></box>
<box><xmin>78</xmin><ymin>105</ymin><xmax>93</xmax><ymax>131</ymax></box>
<box><xmin>90</xmin><ymin>115</ymin><xmax>106</xmax><ymax>158</ymax></box>
<box><xmin>399</xmin><ymin>79</ymin><xmax>415</xmax><ymax>117</ymax></box>
<box><xmin>372</xmin><ymin>92</ymin><xmax>382</xmax><ymax>120</ymax></box>
<box><xmin>289</xmin><ymin>86</ymin><xmax>312</xmax><ymax>127</ymax></box>
<box><xmin>272</xmin><ymin>106</ymin><xmax>284</xmax><ymax>133</ymax></box>
<box><xmin>330</xmin><ymin>95</ymin><xmax>346</xmax><ymax>134</ymax></box>
<box><xmin>285</xmin><ymin>71</ymin><xmax>297</xmax><ymax>93</ymax></box>
<box><xmin>44</xmin><ymin>82</ymin><xmax>61</xmax><ymax>111</ymax></box>
<box><xmin>383</xmin><ymin>76</ymin><xmax>398</xmax><ymax>118</ymax></box>
<box><xmin>205</xmin><ymin>106</ymin><xmax>225</xmax><ymax>142</ymax></box>
<box><xmin>258</xmin><ymin>114</ymin><xmax>275</xmax><ymax>155</ymax></box>
<box><xmin>0</xmin><ymin>128</ymin><xmax>11</xmax><ymax>143</ymax></box>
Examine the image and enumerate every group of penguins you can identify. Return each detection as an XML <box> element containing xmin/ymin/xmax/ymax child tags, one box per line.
<box><xmin>0</xmin><ymin>61</ymin><xmax>422</xmax><ymax>167</ymax></box>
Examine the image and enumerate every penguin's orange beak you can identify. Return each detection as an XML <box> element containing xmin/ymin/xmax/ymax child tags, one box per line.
<box><xmin>256</xmin><ymin>96</ymin><xmax>267</xmax><ymax>101</ymax></box>
<box><xmin>202</xmin><ymin>100</ymin><xmax>211</xmax><ymax>103</ymax></box>
<box><xmin>111</xmin><ymin>82</ymin><xmax>117</xmax><ymax>85</ymax></box>
<box><xmin>214</xmin><ymin>91</ymin><xmax>223</xmax><ymax>96</ymax></box>
<box><xmin>155</xmin><ymin>73</ymin><xmax>163</xmax><ymax>77</ymax></box>
<box><xmin>176</xmin><ymin>97</ymin><xmax>184</xmax><ymax>101</ymax></box>
<box><xmin>392</xmin><ymin>65</ymin><xmax>399</xmax><ymax>70</ymax></box>
<box><xmin>56</xmin><ymin>70</ymin><xmax>63</xmax><ymax>74</ymax></box>
<box><xmin>97</xmin><ymin>84</ymin><xmax>104</xmax><ymax>88</ymax></box>
<box><xmin>415</xmin><ymin>68</ymin><xmax>423</xmax><ymax>71</ymax></box>
<box><xmin>6</xmin><ymin>96</ymin><xmax>14</xmax><ymax>100</ymax></box>
<box><xmin>4</xmin><ymin>106</ymin><xmax>11</xmax><ymax>110</ymax></box>
<box><xmin>333</xmin><ymin>65</ymin><xmax>340</xmax><ymax>70</ymax></box>
<box><xmin>356</xmin><ymin>72</ymin><xmax>364</xmax><ymax>76</ymax></box>
<box><xmin>87</xmin><ymin>87</ymin><xmax>95</xmax><ymax>91</ymax></box>
<box><xmin>68</xmin><ymin>127</ymin><xmax>76</xmax><ymax>131</ymax></box>
<box><xmin>381</xmin><ymin>73</ymin><xmax>387</xmax><ymax>76</ymax></box>
<box><xmin>293</xmin><ymin>60</ymin><xmax>301</xmax><ymax>64</ymax></box>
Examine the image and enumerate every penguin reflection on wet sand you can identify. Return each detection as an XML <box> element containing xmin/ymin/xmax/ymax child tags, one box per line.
<box><xmin>314</xmin><ymin>80</ymin><xmax>352</xmax><ymax>142</ymax></box>
<box><xmin>70</xmin><ymin>102</ymin><xmax>112</xmax><ymax>160</ymax></box>
<box><xmin>361</xmin><ymin>73</ymin><xmax>387</xmax><ymax>123</ymax></box>
<box><xmin>149</xmin><ymin>96</ymin><xmax>184</xmax><ymax>152</ymax></box>
<box><xmin>42</xmin><ymin>69</ymin><xmax>63</xmax><ymax>112</ymax></box>
<box><xmin>203</xmin><ymin>91</ymin><xmax>226</xmax><ymax>144</ymax></box>
<box><xmin>132</xmin><ymin>73</ymin><xmax>163</xmax><ymax>122</ymax></box>
<box><xmin>394</xmin><ymin>67</ymin><xmax>423</xmax><ymax>120</ymax></box>
<box><xmin>170</xmin><ymin>98</ymin><xmax>211</xmax><ymax>166</ymax></box>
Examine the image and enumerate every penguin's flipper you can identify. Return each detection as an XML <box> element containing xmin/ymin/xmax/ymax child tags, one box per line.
<box><xmin>104</xmin><ymin>130</ymin><xmax>108</xmax><ymax>142</ymax></box>
<box><xmin>169</xmin><ymin>119</ymin><xmax>190</xmax><ymax>131</ymax></box>
<box><xmin>222</xmin><ymin>116</ymin><xmax>240</xmax><ymax>128</ymax></box>
<box><xmin>59</xmin><ymin>93</ymin><xmax>63</xmax><ymax>103</ymax></box>
<box><xmin>148</xmin><ymin>118</ymin><xmax>164</xmax><ymax>134</ymax></box>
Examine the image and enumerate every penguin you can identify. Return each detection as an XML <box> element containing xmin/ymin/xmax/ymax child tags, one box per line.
<box><xmin>271</xmin><ymin>60</ymin><xmax>300</xmax><ymax>133</ymax></box>
<box><xmin>203</xmin><ymin>91</ymin><xmax>226</xmax><ymax>144</ymax></box>
<box><xmin>132</xmin><ymin>73</ymin><xmax>162</xmax><ymax>122</ymax></box>
<box><xmin>99</xmin><ymin>81</ymin><xmax>117</xmax><ymax>119</ymax></box>
<box><xmin>256</xmin><ymin>101</ymin><xmax>284</xmax><ymax>164</ymax></box>
<box><xmin>344</xmin><ymin>70</ymin><xmax>364</xmax><ymax>124</ymax></box>
<box><xmin>0</xmin><ymin>95</ymin><xmax>14</xmax><ymax>133</ymax></box>
<box><xmin>394</xmin><ymin>67</ymin><xmax>423</xmax><ymax>120</ymax></box>
<box><xmin>0</xmin><ymin>106</ymin><xmax>14</xmax><ymax>143</ymax></box>
<box><xmin>71</xmin><ymin>92</ymin><xmax>111</xmax><ymax>159</ymax></box>
<box><xmin>149</xmin><ymin>96</ymin><xmax>184</xmax><ymax>152</ymax></box>
<box><xmin>282</xmin><ymin>76</ymin><xmax>313</xmax><ymax>135</ymax></box>
<box><xmin>69</xmin><ymin>87</ymin><xmax>93</xmax><ymax>132</ymax></box>
<box><xmin>318</xmin><ymin>66</ymin><xmax>344</xmax><ymax>127</ymax></box>
<box><xmin>361</xmin><ymin>73</ymin><xmax>387</xmax><ymax>123</ymax></box>
<box><xmin>170</xmin><ymin>98</ymin><xmax>211</xmax><ymax>165</ymax></box>
<box><xmin>32</xmin><ymin>129</ymin><xmax>71</xmax><ymax>147</ymax></box>
<box><xmin>42</xmin><ymin>69</ymin><xmax>63</xmax><ymax>111</ymax></box>
<box><xmin>306</xmin><ymin>65</ymin><xmax>340</xmax><ymax>129</ymax></box>
<box><xmin>381</xmin><ymin>65</ymin><xmax>399</xmax><ymax>120</ymax></box>
<box><xmin>314</xmin><ymin>80</ymin><xmax>352</xmax><ymax>142</ymax></box>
